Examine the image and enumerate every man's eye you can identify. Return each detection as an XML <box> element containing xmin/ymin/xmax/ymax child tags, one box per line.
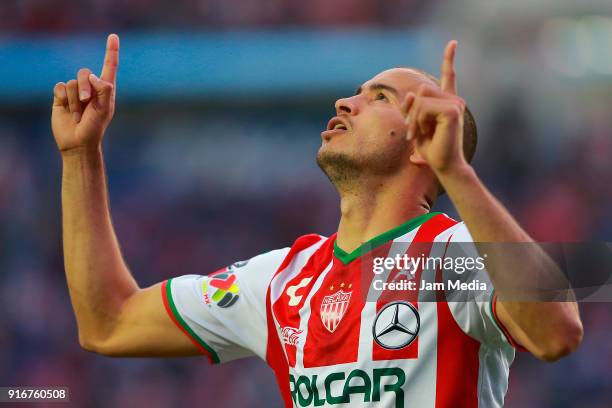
<box><xmin>375</xmin><ymin>92</ymin><xmax>387</xmax><ymax>101</ymax></box>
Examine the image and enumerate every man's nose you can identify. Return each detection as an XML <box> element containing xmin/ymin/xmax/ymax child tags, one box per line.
<box><xmin>335</xmin><ymin>95</ymin><xmax>360</xmax><ymax>115</ymax></box>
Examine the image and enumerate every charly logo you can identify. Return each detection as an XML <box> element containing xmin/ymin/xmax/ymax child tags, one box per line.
<box><xmin>281</xmin><ymin>326</ymin><xmax>303</xmax><ymax>346</ymax></box>
<box><xmin>372</xmin><ymin>301</ymin><xmax>420</xmax><ymax>350</ymax></box>
<box><xmin>320</xmin><ymin>290</ymin><xmax>352</xmax><ymax>333</ymax></box>
<box><xmin>286</xmin><ymin>277</ymin><xmax>313</xmax><ymax>307</ymax></box>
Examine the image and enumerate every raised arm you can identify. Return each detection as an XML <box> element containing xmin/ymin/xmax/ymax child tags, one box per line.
<box><xmin>405</xmin><ymin>41</ymin><xmax>583</xmax><ymax>362</ymax></box>
<box><xmin>52</xmin><ymin>34</ymin><xmax>199</xmax><ymax>357</ymax></box>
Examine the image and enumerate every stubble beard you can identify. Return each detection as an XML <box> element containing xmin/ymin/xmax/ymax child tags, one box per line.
<box><xmin>316</xmin><ymin>150</ymin><xmax>362</xmax><ymax>192</ymax></box>
<box><xmin>316</xmin><ymin>142</ymin><xmax>408</xmax><ymax>194</ymax></box>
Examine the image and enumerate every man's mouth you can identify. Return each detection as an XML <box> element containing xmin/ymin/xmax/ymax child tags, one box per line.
<box><xmin>321</xmin><ymin>117</ymin><xmax>351</xmax><ymax>141</ymax></box>
<box><xmin>326</xmin><ymin>116</ymin><xmax>350</xmax><ymax>132</ymax></box>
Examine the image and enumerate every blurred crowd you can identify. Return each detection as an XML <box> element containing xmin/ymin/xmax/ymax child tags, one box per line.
<box><xmin>0</xmin><ymin>96</ymin><xmax>611</xmax><ymax>406</ymax></box>
<box><xmin>1</xmin><ymin>0</ymin><xmax>433</xmax><ymax>32</ymax></box>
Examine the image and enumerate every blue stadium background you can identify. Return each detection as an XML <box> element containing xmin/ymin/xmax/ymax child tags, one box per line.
<box><xmin>1</xmin><ymin>1</ymin><xmax>611</xmax><ymax>406</ymax></box>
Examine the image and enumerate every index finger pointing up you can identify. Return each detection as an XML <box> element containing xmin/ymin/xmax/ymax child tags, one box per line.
<box><xmin>440</xmin><ymin>40</ymin><xmax>458</xmax><ymax>94</ymax></box>
<box><xmin>100</xmin><ymin>33</ymin><xmax>120</xmax><ymax>84</ymax></box>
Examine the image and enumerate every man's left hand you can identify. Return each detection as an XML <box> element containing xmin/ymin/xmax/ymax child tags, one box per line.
<box><xmin>403</xmin><ymin>41</ymin><xmax>469</xmax><ymax>175</ymax></box>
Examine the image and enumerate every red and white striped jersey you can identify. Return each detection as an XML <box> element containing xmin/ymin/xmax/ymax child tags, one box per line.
<box><xmin>162</xmin><ymin>212</ymin><xmax>519</xmax><ymax>408</ymax></box>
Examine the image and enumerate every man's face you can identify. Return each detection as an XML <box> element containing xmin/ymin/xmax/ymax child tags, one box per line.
<box><xmin>317</xmin><ymin>68</ymin><xmax>438</xmax><ymax>184</ymax></box>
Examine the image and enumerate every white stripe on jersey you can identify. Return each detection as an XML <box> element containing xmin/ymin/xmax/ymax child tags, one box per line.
<box><xmin>403</xmin><ymin>228</ymin><xmax>450</xmax><ymax>408</ymax></box>
<box><xmin>357</xmin><ymin>225</ymin><xmax>422</xmax><ymax>362</ymax></box>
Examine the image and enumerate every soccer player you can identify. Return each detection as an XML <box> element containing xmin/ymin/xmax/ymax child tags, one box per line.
<box><xmin>52</xmin><ymin>34</ymin><xmax>583</xmax><ymax>407</ymax></box>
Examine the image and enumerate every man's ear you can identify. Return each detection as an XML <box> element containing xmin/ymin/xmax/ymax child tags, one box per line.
<box><xmin>402</xmin><ymin>92</ymin><xmax>417</xmax><ymax>144</ymax></box>
<box><xmin>401</xmin><ymin>92</ymin><xmax>416</xmax><ymax>116</ymax></box>
<box><xmin>409</xmin><ymin>146</ymin><xmax>427</xmax><ymax>166</ymax></box>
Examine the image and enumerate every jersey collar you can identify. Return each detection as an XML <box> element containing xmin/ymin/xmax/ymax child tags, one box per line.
<box><xmin>333</xmin><ymin>212</ymin><xmax>441</xmax><ymax>265</ymax></box>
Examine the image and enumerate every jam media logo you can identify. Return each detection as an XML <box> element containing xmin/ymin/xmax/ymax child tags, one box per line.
<box><xmin>320</xmin><ymin>290</ymin><xmax>352</xmax><ymax>333</ymax></box>
<box><xmin>281</xmin><ymin>326</ymin><xmax>303</xmax><ymax>346</ymax></box>
<box><xmin>372</xmin><ymin>301</ymin><xmax>420</xmax><ymax>350</ymax></box>
<box><xmin>202</xmin><ymin>270</ymin><xmax>240</xmax><ymax>308</ymax></box>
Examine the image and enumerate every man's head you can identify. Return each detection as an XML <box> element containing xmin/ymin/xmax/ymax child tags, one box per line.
<box><xmin>316</xmin><ymin>67</ymin><xmax>477</xmax><ymax>197</ymax></box>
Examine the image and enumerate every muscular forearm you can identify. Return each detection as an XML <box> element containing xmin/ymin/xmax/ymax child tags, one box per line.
<box><xmin>438</xmin><ymin>164</ymin><xmax>582</xmax><ymax>360</ymax></box>
<box><xmin>62</xmin><ymin>146</ymin><xmax>139</xmax><ymax>347</ymax></box>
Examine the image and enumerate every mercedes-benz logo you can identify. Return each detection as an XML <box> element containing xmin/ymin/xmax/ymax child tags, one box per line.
<box><xmin>372</xmin><ymin>301</ymin><xmax>420</xmax><ymax>350</ymax></box>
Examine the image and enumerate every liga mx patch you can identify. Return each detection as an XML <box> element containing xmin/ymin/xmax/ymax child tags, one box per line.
<box><xmin>202</xmin><ymin>271</ymin><xmax>240</xmax><ymax>308</ymax></box>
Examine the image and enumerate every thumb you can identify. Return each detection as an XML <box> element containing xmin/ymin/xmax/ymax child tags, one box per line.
<box><xmin>88</xmin><ymin>73</ymin><xmax>114</xmax><ymax>110</ymax></box>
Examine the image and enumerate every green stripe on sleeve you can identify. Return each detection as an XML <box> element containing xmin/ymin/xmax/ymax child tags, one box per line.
<box><xmin>166</xmin><ymin>278</ymin><xmax>221</xmax><ymax>364</ymax></box>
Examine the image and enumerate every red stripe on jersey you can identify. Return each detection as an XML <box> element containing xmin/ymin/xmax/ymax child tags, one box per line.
<box><xmin>273</xmin><ymin>236</ymin><xmax>334</xmax><ymax>367</ymax></box>
<box><xmin>265</xmin><ymin>234</ymin><xmax>325</xmax><ymax>408</ymax></box>
<box><xmin>373</xmin><ymin>214</ymin><xmax>457</xmax><ymax>361</ymax></box>
<box><xmin>273</xmin><ymin>234</ymin><xmax>325</xmax><ymax>282</ymax></box>
<box><xmin>435</xmin><ymin>230</ymin><xmax>481</xmax><ymax>408</ymax></box>
<box><xmin>302</xmin><ymin>254</ymin><xmax>367</xmax><ymax>367</ymax></box>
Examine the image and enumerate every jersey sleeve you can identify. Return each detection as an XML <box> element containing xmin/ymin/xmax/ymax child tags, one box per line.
<box><xmin>442</xmin><ymin>222</ymin><xmax>523</xmax><ymax>349</ymax></box>
<box><xmin>162</xmin><ymin>248</ymin><xmax>290</xmax><ymax>364</ymax></box>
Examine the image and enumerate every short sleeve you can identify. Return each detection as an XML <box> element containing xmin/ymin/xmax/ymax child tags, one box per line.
<box><xmin>162</xmin><ymin>248</ymin><xmax>290</xmax><ymax>364</ymax></box>
<box><xmin>442</xmin><ymin>222</ymin><xmax>522</xmax><ymax>349</ymax></box>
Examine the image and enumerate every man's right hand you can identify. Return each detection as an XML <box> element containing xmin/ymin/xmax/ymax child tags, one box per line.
<box><xmin>52</xmin><ymin>34</ymin><xmax>119</xmax><ymax>152</ymax></box>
